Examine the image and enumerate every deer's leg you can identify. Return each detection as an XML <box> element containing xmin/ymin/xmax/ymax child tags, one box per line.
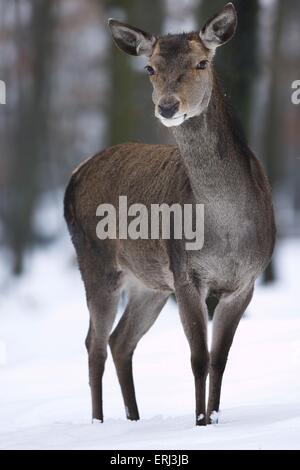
<box><xmin>175</xmin><ymin>283</ymin><xmax>209</xmax><ymax>426</ymax></box>
<box><xmin>109</xmin><ymin>286</ymin><xmax>169</xmax><ymax>421</ymax></box>
<box><xmin>207</xmin><ymin>283</ymin><xmax>254</xmax><ymax>424</ymax></box>
<box><xmin>79</xmin><ymin>244</ymin><xmax>122</xmax><ymax>423</ymax></box>
<box><xmin>85</xmin><ymin>291</ymin><xmax>120</xmax><ymax>422</ymax></box>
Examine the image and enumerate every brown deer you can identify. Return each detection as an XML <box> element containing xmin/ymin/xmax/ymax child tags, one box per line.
<box><xmin>64</xmin><ymin>3</ymin><xmax>275</xmax><ymax>426</ymax></box>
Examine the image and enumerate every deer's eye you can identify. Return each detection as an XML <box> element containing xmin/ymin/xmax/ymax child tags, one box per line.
<box><xmin>196</xmin><ymin>60</ymin><xmax>209</xmax><ymax>70</ymax></box>
<box><xmin>145</xmin><ymin>65</ymin><xmax>155</xmax><ymax>76</ymax></box>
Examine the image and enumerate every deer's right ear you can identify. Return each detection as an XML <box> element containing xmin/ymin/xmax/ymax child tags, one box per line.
<box><xmin>108</xmin><ymin>19</ymin><xmax>156</xmax><ymax>57</ymax></box>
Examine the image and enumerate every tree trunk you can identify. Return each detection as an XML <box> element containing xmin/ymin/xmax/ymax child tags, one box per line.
<box><xmin>261</xmin><ymin>0</ymin><xmax>287</xmax><ymax>284</ymax></box>
<box><xmin>8</xmin><ymin>0</ymin><xmax>54</xmax><ymax>274</ymax></box>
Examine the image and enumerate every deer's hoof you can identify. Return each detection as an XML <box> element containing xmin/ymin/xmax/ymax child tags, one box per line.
<box><xmin>208</xmin><ymin>410</ymin><xmax>219</xmax><ymax>425</ymax></box>
<box><xmin>196</xmin><ymin>413</ymin><xmax>206</xmax><ymax>426</ymax></box>
<box><xmin>92</xmin><ymin>418</ymin><xmax>103</xmax><ymax>424</ymax></box>
<box><xmin>125</xmin><ymin>407</ymin><xmax>140</xmax><ymax>422</ymax></box>
<box><xmin>127</xmin><ymin>416</ymin><xmax>140</xmax><ymax>422</ymax></box>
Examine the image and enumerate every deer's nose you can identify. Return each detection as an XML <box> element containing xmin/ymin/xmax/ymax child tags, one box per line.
<box><xmin>158</xmin><ymin>99</ymin><xmax>180</xmax><ymax>119</ymax></box>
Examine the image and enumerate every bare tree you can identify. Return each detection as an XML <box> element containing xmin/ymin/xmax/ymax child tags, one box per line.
<box><xmin>259</xmin><ymin>0</ymin><xmax>287</xmax><ymax>282</ymax></box>
<box><xmin>6</xmin><ymin>0</ymin><xmax>55</xmax><ymax>274</ymax></box>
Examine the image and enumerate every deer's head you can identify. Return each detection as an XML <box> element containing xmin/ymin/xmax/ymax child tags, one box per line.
<box><xmin>109</xmin><ymin>3</ymin><xmax>237</xmax><ymax>128</ymax></box>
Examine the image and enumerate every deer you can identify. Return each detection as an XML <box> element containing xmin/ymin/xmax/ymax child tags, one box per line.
<box><xmin>64</xmin><ymin>3</ymin><xmax>275</xmax><ymax>426</ymax></box>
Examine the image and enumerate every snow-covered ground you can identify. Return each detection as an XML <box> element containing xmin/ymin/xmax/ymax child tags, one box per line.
<box><xmin>0</xmin><ymin>233</ymin><xmax>299</xmax><ymax>450</ymax></box>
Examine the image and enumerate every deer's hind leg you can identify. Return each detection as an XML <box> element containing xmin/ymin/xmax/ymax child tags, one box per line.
<box><xmin>109</xmin><ymin>285</ymin><xmax>169</xmax><ymax>421</ymax></box>
<box><xmin>77</xmin><ymin>241</ymin><xmax>123</xmax><ymax>422</ymax></box>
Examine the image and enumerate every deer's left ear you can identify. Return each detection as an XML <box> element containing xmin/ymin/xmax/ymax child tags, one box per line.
<box><xmin>200</xmin><ymin>3</ymin><xmax>237</xmax><ymax>51</ymax></box>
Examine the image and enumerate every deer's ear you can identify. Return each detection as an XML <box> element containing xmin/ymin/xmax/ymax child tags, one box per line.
<box><xmin>108</xmin><ymin>19</ymin><xmax>156</xmax><ymax>57</ymax></box>
<box><xmin>200</xmin><ymin>3</ymin><xmax>237</xmax><ymax>51</ymax></box>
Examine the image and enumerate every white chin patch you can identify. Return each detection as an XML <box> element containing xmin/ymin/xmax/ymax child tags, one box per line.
<box><xmin>158</xmin><ymin>114</ymin><xmax>187</xmax><ymax>128</ymax></box>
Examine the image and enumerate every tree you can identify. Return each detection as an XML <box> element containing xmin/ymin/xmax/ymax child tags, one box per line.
<box><xmin>6</xmin><ymin>0</ymin><xmax>55</xmax><ymax>274</ymax></box>
<box><xmin>259</xmin><ymin>0</ymin><xmax>287</xmax><ymax>283</ymax></box>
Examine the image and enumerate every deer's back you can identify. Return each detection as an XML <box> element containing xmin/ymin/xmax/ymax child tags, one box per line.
<box><xmin>65</xmin><ymin>142</ymin><xmax>191</xmax><ymax>228</ymax></box>
<box><xmin>64</xmin><ymin>143</ymin><xmax>193</xmax><ymax>291</ymax></box>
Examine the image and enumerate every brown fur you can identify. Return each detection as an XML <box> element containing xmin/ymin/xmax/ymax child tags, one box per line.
<box><xmin>64</xmin><ymin>4</ymin><xmax>276</xmax><ymax>425</ymax></box>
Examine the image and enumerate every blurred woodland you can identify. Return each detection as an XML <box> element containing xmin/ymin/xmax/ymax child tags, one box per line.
<box><xmin>0</xmin><ymin>0</ymin><xmax>299</xmax><ymax>278</ymax></box>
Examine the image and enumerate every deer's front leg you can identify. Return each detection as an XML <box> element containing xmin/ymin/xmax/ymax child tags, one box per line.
<box><xmin>175</xmin><ymin>282</ymin><xmax>209</xmax><ymax>426</ymax></box>
<box><xmin>207</xmin><ymin>283</ymin><xmax>254</xmax><ymax>424</ymax></box>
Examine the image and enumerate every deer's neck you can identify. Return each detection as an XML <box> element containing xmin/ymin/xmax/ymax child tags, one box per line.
<box><xmin>172</xmin><ymin>78</ymin><xmax>251</xmax><ymax>202</ymax></box>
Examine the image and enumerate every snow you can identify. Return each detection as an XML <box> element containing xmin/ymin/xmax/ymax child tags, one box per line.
<box><xmin>0</xmin><ymin>232</ymin><xmax>299</xmax><ymax>450</ymax></box>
